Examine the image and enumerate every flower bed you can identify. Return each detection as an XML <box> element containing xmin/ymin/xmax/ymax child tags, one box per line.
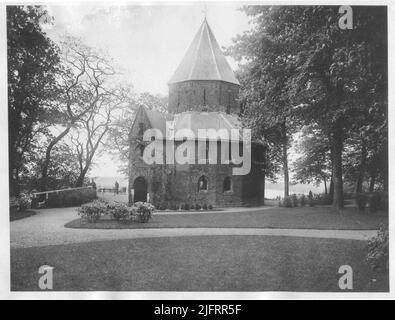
<box><xmin>156</xmin><ymin>202</ymin><xmax>215</xmax><ymax>212</ymax></box>
<box><xmin>77</xmin><ymin>199</ymin><xmax>154</xmax><ymax>224</ymax></box>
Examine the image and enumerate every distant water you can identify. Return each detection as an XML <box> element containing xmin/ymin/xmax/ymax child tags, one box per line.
<box><xmin>265</xmin><ymin>181</ymin><xmax>323</xmax><ymax>199</ymax></box>
<box><xmin>92</xmin><ymin>176</ymin><xmax>128</xmax><ymax>189</ymax></box>
<box><xmin>92</xmin><ymin>176</ymin><xmax>324</xmax><ymax>199</ymax></box>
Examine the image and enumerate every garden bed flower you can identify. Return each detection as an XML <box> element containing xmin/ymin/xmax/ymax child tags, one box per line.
<box><xmin>77</xmin><ymin>199</ymin><xmax>154</xmax><ymax>224</ymax></box>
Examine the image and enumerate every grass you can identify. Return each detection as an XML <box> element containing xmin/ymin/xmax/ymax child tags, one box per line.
<box><xmin>11</xmin><ymin>235</ymin><xmax>388</xmax><ymax>291</ymax></box>
<box><xmin>65</xmin><ymin>206</ymin><xmax>387</xmax><ymax>230</ymax></box>
<box><xmin>10</xmin><ymin>209</ymin><xmax>36</xmax><ymax>221</ymax></box>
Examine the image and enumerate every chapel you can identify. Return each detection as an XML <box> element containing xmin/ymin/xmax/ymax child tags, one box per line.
<box><xmin>128</xmin><ymin>19</ymin><xmax>266</xmax><ymax>207</ymax></box>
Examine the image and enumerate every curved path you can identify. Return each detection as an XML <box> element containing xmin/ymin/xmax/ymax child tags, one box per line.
<box><xmin>10</xmin><ymin>207</ymin><xmax>378</xmax><ymax>249</ymax></box>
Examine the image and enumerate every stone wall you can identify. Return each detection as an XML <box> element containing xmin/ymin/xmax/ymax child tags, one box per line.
<box><xmin>168</xmin><ymin>80</ymin><xmax>240</xmax><ymax>114</ymax></box>
<box><xmin>128</xmin><ymin>134</ymin><xmax>266</xmax><ymax>208</ymax></box>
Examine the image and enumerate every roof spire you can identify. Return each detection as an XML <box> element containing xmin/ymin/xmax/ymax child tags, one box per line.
<box><xmin>168</xmin><ymin>17</ymin><xmax>240</xmax><ymax>85</ymax></box>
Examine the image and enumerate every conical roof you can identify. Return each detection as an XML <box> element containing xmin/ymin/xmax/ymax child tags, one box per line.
<box><xmin>168</xmin><ymin>18</ymin><xmax>240</xmax><ymax>85</ymax></box>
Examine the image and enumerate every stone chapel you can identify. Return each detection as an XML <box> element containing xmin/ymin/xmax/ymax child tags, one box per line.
<box><xmin>128</xmin><ymin>18</ymin><xmax>266</xmax><ymax>207</ymax></box>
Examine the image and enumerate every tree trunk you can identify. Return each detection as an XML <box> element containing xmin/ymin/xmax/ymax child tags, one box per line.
<box><xmin>281</xmin><ymin>121</ymin><xmax>289</xmax><ymax>198</ymax></box>
<box><xmin>355</xmin><ymin>138</ymin><xmax>367</xmax><ymax>194</ymax></box>
<box><xmin>328</xmin><ymin>145</ymin><xmax>334</xmax><ymax>205</ymax></box>
<box><xmin>369</xmin><ymin>173</ymin><xmax>376</xmax><ymax>192</ymax></box>
<box><xmin>331</xmin><ymin>120</ymin><xmax>344</xmax><ymax>211</ymax></box>
<box><xmin>10</xmin><ymin>167</ymin><xmax>20</xmax><ymax>197</ymax></box>
<box><xmin>323</xmin><ymin>176</ymin><xmax>327</xmax><ymax>195</ymax></box>
<box><xmin>40</xmin><ymin>126</ymin><xmax>72</xmax><ymax>191</ymax></box>
<box><xmin>75</xmin><ymin>169</ymin><xmax>88</xmax><ymax>187</ymax></box>
<box><xmin>329</xmin><ymin>178</ymin><xmax>334</xmax><ymax>200</ymax></box>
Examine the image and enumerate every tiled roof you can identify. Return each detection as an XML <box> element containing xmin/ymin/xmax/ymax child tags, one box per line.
<box><xmin>168</xmin><ymin>18</ymin><xmax>240</xmax><ymax>86</ymax></box>
<box><xmin>142</xmin><ymin>108</ymin><xmax>242</xmax><ymax>141</ymax></box>
<box><xmin>144</xmin><ymin>108</ymin><xmax>173</xmax><ymax>134</ymax></box>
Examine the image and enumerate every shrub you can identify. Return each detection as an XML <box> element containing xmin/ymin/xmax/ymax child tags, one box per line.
<box><xmin>208</xmin><ymin>204</ymin><xmax>213</xmax><ymax>210</ymax></box>
<box><xmin>77</xmin><ymin>200</ymin><xmax>107</xmax><ymax>223</ymax></box>
<box><xmin>367</xmin><ymin>224</ymin><xmax>388</xmax><ymax>270</ymax></box>
<box><xmin>311</xmin><ymin>193</ymin><xmax>332</xmax><ymax>205</ymax></box>
<box><xmin>299</xmin><ymin>194</ymin><xmax>306</xmax><ymax>206</ymax></box>
<box><xmin>368</xmin><ymin>193</ymin><xmax>381</xmax><ymax>213</ymax></box>
<box><xmin>308</xmin><ymin>192</ymin><xmax>314</xmax><ymax>207</ymax></box>
<box><xmin>184</xmin><ymin>203</ymin><xmax>190</xmax><ymax>210</ymax></box>
<box><xmin>291</xmin><ymin>194</ymin><xmax>298</xmax><ymax>207</ymax></box>
<box><xmin>170</xmin><ymin>203</ymin><xmax>178</xmax><ymax>210</ymax></box>
<box><xmin>202</xmin><ymin>203</ymin><xmax>208</xmax><ymax>210</ymax></box>
<box><xmin>356</xmin><ymin>193</ymin><xmax>368</xmax><ymax>211</ymax></box>
<box><xmin>134</xmin><ymin>202</ymin><xmax>155</xmax><ymax>223</ymax></box>
<box><xmin>195</xmin><ymin>204</ymin><xmax>201</xmax><ymax>210</ymax></box>
<box><xmin>16</xmin><ymin>193</ymin><xmax>32</xmax><ymax>211</ymax></box>
<box><xmin>190</xmin><ymin>204</ymin><xmax>195</xmax><ymax>210</ymax></box>
<box><xmin>108</xmin><ymin>202</ymin><xmax>131</xmax><ymax>222</ymax></box>
<box><xmin>283</xmin><ymin>196</ymin><xmax>293</xmax><ymax>208</ymax></box>
<box><xmin>159</xmin><ymin>202</ymin><xmax>167</xmax><ymax>210</ymax></box>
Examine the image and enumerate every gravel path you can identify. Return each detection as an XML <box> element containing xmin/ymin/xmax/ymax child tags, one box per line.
<box><xmin>10</xmin><ymin>207</ymin><xmax>378</xmax><ymax>249</ymax></box>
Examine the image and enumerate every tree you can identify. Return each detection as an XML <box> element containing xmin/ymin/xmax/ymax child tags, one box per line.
<box><xmin>293</xmin><ymin>125</ymin><xmax>331</xmax><ymax>194</ymax></box>
<box><xmin>231</xmin><ymin>6</ymin><xmax>387</xmax><ymax>210</ymax></box>
<box><xmin>287</xmin><ymin>6</ymin><xmax>387</xmax><ymax>210</ymax></box>
<box><xmin>105</xmin><ymin>92</ymin><xmax>168</xmax><ymax>176</ymax></box>
<box><xmin>40</xmin><ymin>37</ymin><xmax>120</xmax><ymax>190</ymax></box>
<box><xmin>7</xmin><ymin>5</ymin><xmax>60</xmax><ymax>196</ymax></box>
<box><xmin>22</xmin><ymin>142</ymin><xmax>81</xmax><ymax>191</ymax></box>
<box><xmin>70</xmin><ymin>85</ymin><xmax>130</xmax><ymax>186</ymax></box>
<box><xmin>228</xmin><ymin>12</ymin><xmax>299</xmax><ymax>197</ymax></box>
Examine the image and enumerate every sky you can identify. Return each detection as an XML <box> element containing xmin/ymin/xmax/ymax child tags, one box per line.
<box><xmin>43</xmin><ymin>2</ymin><xmax>251</xmax><ymax>177</ymax></box>
<box><xmin>45</xmin><ymin>2</ymin><xmax>250</xmax><ymax>95</ymax></box>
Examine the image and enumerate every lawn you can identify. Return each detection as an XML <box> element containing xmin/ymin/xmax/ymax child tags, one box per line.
<box><xmin>65</xmin><ymin>206</ymin><xmax>387</xmax><ymax>230</ymax></box>
<box><xmin>10</xmin><ymin>209</ymin><xmax>36</xmax><ymax>221</ymax></box>
<box><xmin>11</xmin><ymin>235</ymin><xmax>388</xmax><ymax>291</ymax></box>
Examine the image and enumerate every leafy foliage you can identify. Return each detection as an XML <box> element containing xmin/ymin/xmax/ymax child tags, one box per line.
<box><xmin>8</xmin><ymin>5</ymin><xmax>60</xmax><ymax>196</ymax></box>
<box><xmin>293</xmin><ymin>125</ymin><xmax>331</xmax><ymax>189</ymax></box>
<box><xmin>133</xmin><ymin>202</ymin><xmax>155</xmax><ymax>223</ymax></box>
<box><xmin>78</xmin><ymin>199</ymin><xmax>154</xmax><ymax>224</ymax></box>
<box><xmin>367</xmin><ymin>224</ymin><xmax>388</xmax><ymax>270</ymax></box>
<box><xmin>229</xmin><ymin>6</ymin><xmax>387</xmax><ymax>209</ymax></box>
<box><xmin>77</xmin><ymin>199</ymin><xmax>108</xmax><ymax>223</ymax></box>
<box><xmin>16</xmin><ymin>193</ymin><xmax>32</xmax><ymax>211</ymax></box>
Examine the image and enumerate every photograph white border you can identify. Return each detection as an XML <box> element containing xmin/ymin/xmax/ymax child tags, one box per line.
<box><xmin>0</xmin><ymin>0</ymin><xmax>393</xmax><ymax>300</ymax></box>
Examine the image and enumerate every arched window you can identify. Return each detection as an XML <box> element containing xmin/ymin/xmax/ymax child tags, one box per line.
<box><xmin>198</xmin><ymin>175</ymin><xmax>208</xmax><ymax>191</ymax></box>
<box><xmin>223</xmin><ymin>176</ymin><xmax>232</xmax><ymax>192</ymax></box>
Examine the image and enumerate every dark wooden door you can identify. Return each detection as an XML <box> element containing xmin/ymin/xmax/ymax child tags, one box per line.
<box><xmin>133</xmin><ymin>177</ymin><xmax>147</xmax><ymax>202</ymax></box>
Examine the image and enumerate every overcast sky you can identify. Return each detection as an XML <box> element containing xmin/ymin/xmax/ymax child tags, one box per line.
<box><xmin>45</xmin><ymin>2</ymin><xmax>250</xmax><ymax>95</ymax></box>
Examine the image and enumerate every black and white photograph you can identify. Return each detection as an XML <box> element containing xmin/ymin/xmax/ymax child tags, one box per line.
<box><xmin>1</xmin><ymin>0</ymin><xmax>392</xmax><ymax>299</ymax></box>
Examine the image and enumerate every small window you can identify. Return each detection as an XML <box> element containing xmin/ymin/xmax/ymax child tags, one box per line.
<box><xmin>223</xmin><ymin>177</ymin><xmax>232</xmax><ymax>192</ymax></box>
<box><xmin>198</xmin><ymin>175</ymin><xmax>208</xmax><ymax>191</ymax></box>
